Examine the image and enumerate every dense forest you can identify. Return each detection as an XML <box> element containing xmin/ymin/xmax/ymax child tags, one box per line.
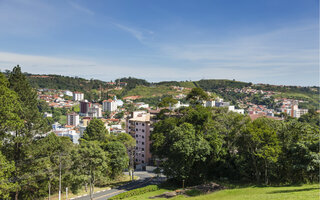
<box><xmin>150</xmin><ymin>90</ymin><xmax>320</xmax><ymax>186</ymax></box>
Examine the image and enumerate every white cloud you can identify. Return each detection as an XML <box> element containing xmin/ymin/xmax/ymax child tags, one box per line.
<box><xmin>0</xmin><ymin>50</ymin><xmax>317</xmax><ymax>86</ymax></box>
<box><xmin>112</xmin><ymin>22</ymin><xmax>154</xmax><ymax>43</ymax></box>
<box><xmin>68</xmin><ymin>1</ymin><xmax>94</xmax><ymax>15</ymax></box>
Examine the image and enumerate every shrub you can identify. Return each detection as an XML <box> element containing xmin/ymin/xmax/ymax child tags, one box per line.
<box><xmin>109</xmin><ymin>185</ymin><xmax>159</xmax><ymax>200</ymax></box>
<box><xmin>186</xmin><ymin>189</ymin><xmax>202</xmax><ymax>196</ymax></box>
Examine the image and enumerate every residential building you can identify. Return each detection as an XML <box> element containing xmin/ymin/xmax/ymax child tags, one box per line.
<box><xmin>136</xmin><ymin>102</ymin><xmax>149</xmax><ymax>109</ymax></box>
<box><xmin>80</xmin><ymin>100</ymin><xmax>91</xmax><ymax>115</ymax></box>
<box><xmin>103</xmin><ymin>99</ymin><xmax>117</xmax><ymax>112</ymax></box>
<box><xmin>88</xmin><ymin>104</ymin><xmax>102</xmax><ymax>118</ymax></box>
<box><xmin>228</xmin><ymin>106</ymin><xmax>245</xmax><ymax>114</ymax></box>
<box><xmin>215</xmin><ymin>101</ymin><xmax>230</xmax><ymax>107</ymax></box>
<box><xmin>44</xmin><ymin>112</ymin><xmax>52</xmax><ymax>118</ymax></box>
<box><xmin>64</xmin><ymin>90</ymin><xmax>73</xmax><ymax>97</ymax></box>
<box><xmin>126</xmin><ymin>111</ymin><xmax>152</xmax><ymax>168</ymax></box>
<box><xmin>169</xmin><ymin>101</ymin><xmax>189</xmax><ymax>110</ymax></box>
<box><xmin>67</xmin><ymin>112</ymin><xmax>79</xmax><ymax>126</ymax></box>
<box><xmin>79</xmin><ymin>125</ymin><xmax>87</xmax><ymax>137</ymax></box>
<box><xmin>73</xmin><ymin>92</ymin><xmax>84</xmax><ymax>101</ymax></box>
<box><xmin>57</xmin><ymin>130</ymin><xmax>80</xmax><ymax>144</ymax></box>
<box><xmin>205</xmin><ymin>100</ymin><xmax>216</xmax><ymax>107</ymax></box>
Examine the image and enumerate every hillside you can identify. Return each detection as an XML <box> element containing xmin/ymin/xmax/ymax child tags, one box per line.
<box><xmin>3</xmin><ymin>71</ymin><xmax>318</xmax><ymax>109</ymax></box>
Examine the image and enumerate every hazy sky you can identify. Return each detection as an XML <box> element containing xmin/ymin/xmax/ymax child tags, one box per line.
<box><xmin>0</xmin><ymin>0</ymin><xmax>318</xmax><ymax>86</ymax></box>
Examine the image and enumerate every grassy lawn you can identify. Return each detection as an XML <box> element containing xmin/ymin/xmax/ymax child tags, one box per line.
<box><xmin>58</xmin><ymin>115</ymin><xmax>67</xmax><ymax>125</ymax></box>
<box><xmin>122</xmin><ymin>184</ymin><xmax>319</xmax><ymax>200</ymax></box>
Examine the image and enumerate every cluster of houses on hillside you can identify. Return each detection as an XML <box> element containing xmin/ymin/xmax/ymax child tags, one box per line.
<box><xmin>38</xmin><ymin>86</ymin><xmax>310</xmax><ymax>170</ymax></box>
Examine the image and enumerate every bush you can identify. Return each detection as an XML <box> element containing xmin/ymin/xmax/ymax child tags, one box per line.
<box><xmin>109</xmin><ymin>185</ymin><xmax>159</xmax><ymax>200</ymax></box>
<box><xmin>186</xmin><ymin>189</ymin><xmax>202</xmax><ymax>196</ymax></box>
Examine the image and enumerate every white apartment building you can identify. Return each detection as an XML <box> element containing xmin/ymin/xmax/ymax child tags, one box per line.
<box><xmin>88</xmin><ymin>105</ymin><xmax>102</xmax><ymax>118</ymax></box>
<box><xmin>205</xmin><ymin>100</ymin><xmax>216</xmax><ymax>107</ymax></box>
<box><xmin>103</xmin><ymin>99</ymin><xmax>117</xmax><ymax>112</ymax></box>
<box><xmin>126</xmin><ymin>111</ymin><xmax>152</xmax><ymax>167</ymax></box>
<box><xmin>64</xmin><ymin>90</ymin><xmax>73</xmax><ymax>97</ymax></box>
<box><xmin>228</xmin><ymin>106</ymin><xmax>245</xmax><ymax>114</ymax></box>
<box><xmin>73</xmin><ymin>92</ymin><xmax>84</xmax><ymax>101</ymax></box>
<box><xmin>67</xmin><ymin>112</ymin><xmax>80</xmax><ymax>126</ymax></box>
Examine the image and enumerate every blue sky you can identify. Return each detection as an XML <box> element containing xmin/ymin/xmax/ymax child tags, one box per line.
<box><xmin>0</xmin><ymin>0</ymin><xmax>318</xmax><ymax>86</ymax></box>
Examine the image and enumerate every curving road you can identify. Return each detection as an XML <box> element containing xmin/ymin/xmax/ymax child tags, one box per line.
<box><xmin>71</xmin><ymin>171</ymin><xmax>165</xmax><ymax>200</ymax></box>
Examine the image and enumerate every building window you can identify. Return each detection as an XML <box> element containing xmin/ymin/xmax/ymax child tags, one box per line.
<box><xmin>136</xmin><ymin>141</ymin><xmax>138</xmax><ymax>144</ymax></box>
<box><xmin>142</xmin><ymin>154</ymin><xmax>144</xmax><ymax>157</ymax></box>
<box><xmin>136</xmin><ymin>159</ymin><xmax>138</xmax><ymax>162</ymax></box>
<box><xmin>142</xmin><ymin>160</ymin><xmax>144</xmax><ymax>163</ymax></box>
<box><xmin>136</xmin><ymin>129</ymin><xmax>138</xmax><ymax>131</ymax></box>
<box><xmin>142</xmin><ymin>123</ymin><xmax>145</xmax><ymax>126</ymax></box>
<box><xmin>136</xmin><ymin>122</ymin><xmax>138</xmax><ymax>125</ymax></box>
<box><xmin>142</xmin><ymin>148</ymin><xmax>144</xmax><ymax>151</ymax></box>
<box><xmin>142</xmin><ymin>142</ymin><xmax>144</xmax><ymax>145</ymax></box>
<box><xmin>136</xmin><ymin>147</ymin><xmax>138</xmax><ymax>150</ymax></box>
<box><xmin>142</xmin><ymin>129</ymin><xmax>145</xmax><ymax>132</ymax></box>
<box><xmin>142</xmin><ymin>136</ymin><xmax>144</xmax><ymax>139</ymax></box>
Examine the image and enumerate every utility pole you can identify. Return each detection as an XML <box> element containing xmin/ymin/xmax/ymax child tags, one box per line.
<box><xmin>66</xmin><ymin>187</ymin><xmax>68</xmax><ymax>200</ymax></box>
<box><xmin>59</xmin><ymin>153</ymin><xmax>62</xmax><ymax>200</ymax></box>
<box><xmin>48</xmin><ymin>180</ymin><xmax>51</xmax><ymax>200</ymax></box>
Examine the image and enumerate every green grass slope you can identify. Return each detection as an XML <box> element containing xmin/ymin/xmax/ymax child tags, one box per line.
<box><xmin>124</xmin><ymin>85</ymin><xmax>183</xmax><ymax>98</ymax></box>
<box><xmin>123</xmin><ymin>184</ymin><xmax>319</xmax><ymax>200</ymax></box>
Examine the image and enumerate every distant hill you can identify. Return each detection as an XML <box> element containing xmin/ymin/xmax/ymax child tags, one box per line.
<box><xmin>2</xmin><ymin>70</ymin><xmax>318</xmax><ymax>109</ymax></box>
<box><xmin>25</xmin><ymin>74</ymin><xmax>109</xmax><ymax>92</ymax></box>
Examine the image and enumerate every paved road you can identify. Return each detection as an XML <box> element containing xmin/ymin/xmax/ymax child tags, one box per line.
<box><xmin>71</xmin><ymin>171</ymin><xmax>165</xmax><ymax>200</ymax></box>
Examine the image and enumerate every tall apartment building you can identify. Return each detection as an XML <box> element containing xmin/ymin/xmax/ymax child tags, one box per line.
<box><xmin>88</xmin><ymin>104</ymin><xmax>102</xmax><ymax>118</ymax></box>
<box><xmin>126</xmin><ymin>111</ymin><xmax>152</xmax><ymax>167</ymax></box>
<box><xmin>291</xmin><ymin>104</ymin><xmax>308</xmax><ymax>118</ymax></box>
<box><xmin>73</xmin><ymin>92</ymin><xmax>84</xmax><ymax>101</ymax></box>
<box><xmin>80</xmin><ymin>100</ymin><xmax>91</xmax><ymax>115</ymax></box>
<box><xmin>67</xmin><ymin>112</ymin><xmax>79</xmax><ymax>126</ymax></box>
<box><xmin>103</xmin><ymin>99</ymin><xmax>117</xmax><ymax>112</ymax></box>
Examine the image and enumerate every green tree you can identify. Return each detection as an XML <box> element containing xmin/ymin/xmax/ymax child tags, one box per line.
<box><xmin>8</xmin><ymin>65</ymin><xmax>44</xmax><ymax>133</ymax></box>
<box><xmin>0</xmin><ymin>73</ymin><xmax>23</xmax><ymax>136</ymax></box>
<box><xmin>158</xmin><ymin>97</ymin><xmax>178</xmax><ymax>108</ymax></box>
<box><xmin>159</xmin><ymin>123</ymin><xmax>211</xmax><ymax>184</ymax></box>
<box><xmin>277</xmin><ymin>119</ymin><xmax>320</xmax><ymax>183</ymax></box>
<box><xmin>103</xmin><ymin>141</ymin><xmax>129</xmax><ymax>178</ymax></box>
<box><xmin>239</xmin><ymin>118</ymin><xmax>281</xmax><ymax>184</ymax></box>
<box><xmin>83</xmin><ymin>119</ymin><xmax>108</xmax><ymax>142</ymax></box>
<box><xmin>186</xmin><ymin>87</ymin><xmax>209</xmax><ymax>105</ymax></box>
<box><xmin>0</xmin><ymin>150</ymin><xmax>16</xmax><ymax>199</ymax></box>
<box><xmin>25</xmin><ymin>133</ymin><xmax>74</xmax><ymax>199</ymax></box>
<box><xmin>74</xmin><ymin>140</ymin><xmax>109</xmax><ymax>199</ymax></box>
<box><xmin>3</xmin><ymin>66</ymin><xmax>46</xmax><ymax>199</ymax></box>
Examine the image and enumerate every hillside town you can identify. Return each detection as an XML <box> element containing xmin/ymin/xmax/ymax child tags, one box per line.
<box><xmin>37</xmin><ymin>84</ymin><xmax>311</xmax><ymax>170</ymax></box>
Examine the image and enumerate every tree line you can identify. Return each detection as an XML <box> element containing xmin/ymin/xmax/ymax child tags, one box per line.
<box><xmin>150</xmin><ymin>88</ymin><xmax>319</xmax><ymax>186</ymax></box>
<box><xmin>0</xmin><ymin>66</ymin><xmax>135</xmax><ymax>200</ymax></box>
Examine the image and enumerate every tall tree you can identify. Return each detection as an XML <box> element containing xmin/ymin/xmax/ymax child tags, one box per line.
<box><xmin>4</xmin><ymin>66</ymin><xmax>46</xmax><ymax>199</ymax></box>
<box><xmin>83</xmin><ymin>119</ymin><xmax>108</xmax><ymax>142</ymax></box>
<box><xmin>0</xmin><ymin>73</ymin><xmax>23</xmax><ymax>136</ymax></box>
<box><xmin>186</xmin><ymin>87</ymin><xmax>209</xmax><ymax>105</ymax></box>
<box><xmin>74</xmin><ymin>140</ymin><xmax>108</xmax><ymax>200</ymax></box>
<box><xmin>239</xmin><ymin>118</ymin><xmax>280</xmax><ymax>184</ymax></box>
<box><xmin>103</xmin><ymin>141</ymin><xmax>129</xmax><ymax>179</ymax></box>
<box><xmin>0</xmin><ymin>150</ymin><xmax>16</xmax><ymax>199</ymax></box>
<box><xmin>159</xmin><ymin>123</ymin><xmax>211</xmax><ymax>184</ymax></box>
<box><xmin>158</xmin><ymin>97</ymin><xmax>178</xmax><ymax>108</ymax></box>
